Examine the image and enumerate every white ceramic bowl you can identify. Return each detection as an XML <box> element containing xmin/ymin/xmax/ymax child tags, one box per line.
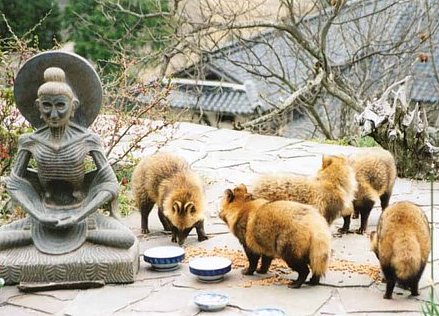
<box><xmin>189</xmin><ymin>256</ymin><xmax>232</xmax><ymax>282</ymax></box>
<box><xmin>143</xmin><ymin>246</ymin><xmax>185</xmax><ymax>271</ymax></box>
<box><xmin>193</xmin><ymin>292</ymin><xmax>229</xmax><ymax>312</ymax></box>
<box><xmin>251</xmin><ymin>308</ymin><xmax>287</xmax><ymax>316</ymax></box>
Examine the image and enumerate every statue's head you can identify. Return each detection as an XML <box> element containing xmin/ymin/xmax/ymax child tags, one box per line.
<box><xmin>15</xmin><ymin>51</ymin><xmax>103</xmax><ymax>129</ymax></box>
<box><xmin>35</xmin><ymin>67</ymin><xmax>79</xmax><ymax>128</ymax></box>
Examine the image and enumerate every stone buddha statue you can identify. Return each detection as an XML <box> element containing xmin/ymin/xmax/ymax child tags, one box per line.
<box><xmin>0</xmin><ymin>52</ymin><xmax>138</xmax><ymax>286</ymax></box>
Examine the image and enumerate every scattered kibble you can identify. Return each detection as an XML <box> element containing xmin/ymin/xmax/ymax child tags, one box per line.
<box><xmin>184</xmin><ymin>246</ymin><xmax>382</xmax><ymax>287</ymax></box>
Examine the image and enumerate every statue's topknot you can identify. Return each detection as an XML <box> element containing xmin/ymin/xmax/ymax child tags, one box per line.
<box><xmin>37</xmin><ymin>67</ymin><xmax>74</xmax><ymax>99</ymax></box>
<box><xmin>43</xmin><ymin>67</ymin><xmax>67</xmax><ymax>83</ymax></box>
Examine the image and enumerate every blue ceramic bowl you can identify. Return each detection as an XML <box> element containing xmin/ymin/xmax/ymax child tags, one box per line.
<box><xmin>193</xmin><ymin>292</ymin><xmax>229</xmax><ymax>312</ymax></box>
<box><xmin>143</xmin><ymin>246</ymin><xmax>185</xmax><ymax>271</ymax></box>
<box><xmin>189</xmin><ymin>256</ymin><xmax>232</xmax><ymax>282</ymax></box>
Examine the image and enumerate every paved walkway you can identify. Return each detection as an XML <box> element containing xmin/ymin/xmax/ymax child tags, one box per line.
<box><xmin>1</xmin><ymin>122</ymin><xmax>438</xmax><ymax>315</ymax></box>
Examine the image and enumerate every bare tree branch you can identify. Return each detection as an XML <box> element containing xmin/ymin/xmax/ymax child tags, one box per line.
<box><xmin>102</xmin><ymin>0</ymin><xmax>172</xmax><ymax>18</ymax></box>
<box><xmin>236</xmin><ymin>69</ymin><xmax>324</xmax><ymax>129</ymax></box>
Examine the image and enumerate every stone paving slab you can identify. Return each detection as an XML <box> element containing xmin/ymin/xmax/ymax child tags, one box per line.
<box><xmin>323</xmin><ymin>270</ymin><xmax>374</xmax><ymax>288</ymax></box>
<box><xmin>7</xmin><ymin>293</ymin><xmax>67</xmax><ymax>314</ymax></box>
<box><xmin>330</xmin><ymin>232</ymin><xmax>378</xmax><ymax>263</ymax></box>
<box><xmin>0</xmin><ymin>305</ymin><xmax>48</xmax><ymax>316</ymax></box>
<box><xmin>117</xmin><ymin>283</ymin><xmax>194</xmax><ymax>315</ymax></box>
<box><xmin>62</xmin><ymin>285</ymin><xmax>154</xmax><ymax>316</ymax></box>
<box><xmin>0</xmin><ymin>285</ymin><xmax>21</xmax><ymax>305</ymax></box>
<box><xmin>1</xmin><ymin>122</ymin><xmax>438</xmax><ymax>315</ymax></box>
<box><xmin>317</xmin><ymin>289</ymin><xmax>347</xmax><ymax>315</ymax></box>
<box><xmin>338</xmin><ymin>287</ymin><xmax>423</xmax><ymax>313</ymax></box>
<box><xmin>249</xmin><ymin>157</ymin><xmax>321</xmax><ymax>176</ymax></box>
<box><xmin>420</xmin><ymin>262</ymin><xmax>439</xmax><ymax>288</ymax></box>
<box><xmin>223</xmin><ymin>286</ymin><xmax>332</xmax><ymax>316</ymax></box>
<box><xmin>35</xmin><ymin>289</ymin><xmax>80</xmax><ymax>301</ymax></box>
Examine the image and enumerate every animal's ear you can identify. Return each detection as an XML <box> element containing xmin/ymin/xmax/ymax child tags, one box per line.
<box><xmin>322</xmin><ymin>155</ymin><xmax>333</xmax><ymax>169</ymax></box>
<box><xmin>238</xmin><ymin>184</ymin><xmax>248</xmax><ymax>193</ymax></box>
<box><xmin>224</xmin><ymin>189</ymin><xmax>234</xmax><ymax>203</ymax></box>
<box><xmin>172</xmin><ymin>201</ymin><xmax>182</xmax><ymax>213</ymax></box>
<box><xmin>233</xmin><ymin>184</ymin><xmax>248</xmax><ymax>196</ymax></box>
<box><xmin>244</xmin><ymin>193</ymin><xmax>253</xmax><ymax>201</ymax></box>
<box><xmin>185</xmin><ymin>202</ymin><xmax>196</xmax><ymax>214</ymax></box>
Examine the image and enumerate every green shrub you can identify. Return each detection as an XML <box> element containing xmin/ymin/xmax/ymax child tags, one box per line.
<box><xmin>64</xmin><ymin>0</ymin><xmax>170</xmax><ymax>65</ymax></box>
<box><xmin>0</xmin><ymin>0</ymin><xmax>61</xmax><ymax>50</ymax></box>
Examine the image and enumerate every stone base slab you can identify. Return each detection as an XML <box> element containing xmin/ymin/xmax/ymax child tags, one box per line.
<box><xmin>0</xmin><ymin>240</ymin><xmax>139</xmax><ymax>285</ymax></box>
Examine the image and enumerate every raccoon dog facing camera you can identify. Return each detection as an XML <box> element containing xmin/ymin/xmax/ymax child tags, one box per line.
<box><xmin>131</xmin><ymin>153</ymin><xmax>208</xmax><ymax>245</ymax></box>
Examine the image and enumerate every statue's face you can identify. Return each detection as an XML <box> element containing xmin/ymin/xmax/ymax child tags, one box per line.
<box><xmin>38</xmin><ymin>94</ymin><xmax>73</xmax><ymax>128</ymax></box>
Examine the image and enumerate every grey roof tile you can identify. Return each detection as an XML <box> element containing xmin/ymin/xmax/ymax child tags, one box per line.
<box><xmin>168</xmin><ymin>83</ymin><xmax>254</xmax><ymax>114</ymax></box>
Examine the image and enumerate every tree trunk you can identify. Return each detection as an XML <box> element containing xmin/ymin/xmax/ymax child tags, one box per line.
<box><xmin>355</xmin><ymin>77</ymin><xmax>438</xmax><ymax>179</ymax></box>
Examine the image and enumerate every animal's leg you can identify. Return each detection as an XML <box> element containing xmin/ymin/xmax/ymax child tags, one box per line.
<box><xmin>140</xmin><ymin>199</ymin><xmax>155</xmax><ymax>234</ymax></box>
<box><xmin>286</xmin><ymin>258</ymin><xmax>310</xmax><ymax>289</ymax></box>
<box><xmin>158</xmin><ymin>206</ymin><xmax>172</xmax><ymax>231</ymax></box>
<box><xmin>308</xmin><ymin>274</ymin><xmax>321</xmax><ymax>285</ymax></box>
<box><xmin>338</xmin><ymin>215</ymin><xmax>351</xmax><ymax>234</ymax></box>
<box><xmin>355</xmin><ymin>199</ymin><xmax>375</xmax><ymax>234</ymax></box>
<box><xmin>257</xmin><ymin>255</ymin><xmax>273</xmax><ymax>274</ymax></box>
<box><xmin>242</xmin><ymin>245</ymin><xmax>260</xmax><ymax>275</ymax></box>
<box><xmin>380</xmin><ymin>191</ymin><xmax>391</xmax><ymax>210</ymax></box>
<box><xmin>195</xmin><ymin>220</ymin><xmax>208</xmax><ymax>241</ymax></box>
<box><xmin>382</xmin><ymin>266</ymin><xmax>396</xmax><ymax>299</ymax></box>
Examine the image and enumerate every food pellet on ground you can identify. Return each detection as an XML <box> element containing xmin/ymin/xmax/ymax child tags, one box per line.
<box><xmin>184</xmin><ymin>246</ymin><xmax>382</xmax><ymax>287</ymax></box>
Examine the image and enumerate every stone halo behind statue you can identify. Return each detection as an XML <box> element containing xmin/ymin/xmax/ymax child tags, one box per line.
<box><xmin>14</xmin><ymin>50</ymin><xmax>102</xmax><ymax>128</ymax></box>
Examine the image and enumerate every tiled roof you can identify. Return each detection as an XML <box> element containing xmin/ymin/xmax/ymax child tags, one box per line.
<box><xmin>167</xmin><ymin>79</ymin><xmax>254</xmax><ymax>114</ymax></box>
<box><xmin>410</xmin><ymin>37</ymin><xmax>439</xmax><ymax>103</ymax></box>
<box><xmin>168</xmin><ymin>0</ymin><xmax>439</xmax><ymax>114</ymax></box>
<box><xmin>411</xmin><ymin>60</ymin><xmax>439</xmax><ymax>103</ymax></box>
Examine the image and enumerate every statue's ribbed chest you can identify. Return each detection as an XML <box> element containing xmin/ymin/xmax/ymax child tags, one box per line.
<box><xmin>33</xmin><ymin>142</ymin><xmax>87</xmax><ymax>187</ymax></box>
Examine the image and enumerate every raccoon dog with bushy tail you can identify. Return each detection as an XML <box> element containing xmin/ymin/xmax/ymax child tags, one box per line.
<box><xmin>252</xmin><ymin>155</ymin><xmax>357</xmax><ymax>226</ymax></box>
<box><xmin>220</xmin><ymin>184</ymin><xmax>331</xmax><ymax>288</ymax></box>
<box><xmin>341</xmin><ymin>147</ymin><xmax>397</xmax><ymax>234</ymax></box>
<box><xmin>131</xmin><ymin>152</ymin><xmax>208</xmax><ymax>245</ymax></box>
<box><xmin>370</xmin><ymin>201</ymin><xmax>430</xmax><ymax>299</ymax></box>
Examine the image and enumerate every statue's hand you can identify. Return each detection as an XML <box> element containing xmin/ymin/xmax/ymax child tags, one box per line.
<box><xmin>55</xmin><ymin>215</ymin><xmax>79</xmax><ymax>229</ymax></box>
<box><xmin>38</xmin><ymin>216</ymin><xmax>59</xmax><ymax>227</ymax></box>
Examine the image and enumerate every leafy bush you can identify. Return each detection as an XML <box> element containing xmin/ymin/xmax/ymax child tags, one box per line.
<box><xmin>63</xmin><ymin>0</ymin><xmax>170</xmax><ymax>64</ymax></box>
<box><xmin>312</xmin><ymin>136</ymin><xmax>378</xmax><ymax>148</ymax></box>
<box><xmin>0</xmin><ymin>0</ymin><xmax>61</xmax><ymax>50</ymax></box>
<box><xmin>0</xmin><ymin>61</ymin><xmax>32</xmax><ymax>177</ymax></box>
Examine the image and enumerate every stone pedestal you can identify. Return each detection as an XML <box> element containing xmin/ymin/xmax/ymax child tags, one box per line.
<box><xmin>0</xmin><ymin>240</ymin><xmax>139</xmax><ymax>285</ymax></box>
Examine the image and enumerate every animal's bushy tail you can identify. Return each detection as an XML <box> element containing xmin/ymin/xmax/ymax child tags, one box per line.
<box><xmin>309</xmin><ymin>231</ymin><xmax>330</xmax><ymax>277</ymax></box>
<box><xmin>392</xmin><ymin>237</ymin><xmax>421</xmax><ymax>281</ymax></box>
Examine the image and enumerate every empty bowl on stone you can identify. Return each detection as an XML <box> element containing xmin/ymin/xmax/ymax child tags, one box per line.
<box><xmin>251</xmin><ymin>308</ymin><xmax>287</xmax><ymax>316</ymax></box>
<box><xmin>143</xmin><ymin>246</ymin><xmax>185</xmax><ymax>271</ymax></box>
<box><xmin>189</xmin><ymin>256</ymin><xmax>232</xmax><ymax>282</ymax></box>
<box><xmin>193</xmin><ymin>292</ymin><xmax>229</xmax><ymax>312</ymax></box>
